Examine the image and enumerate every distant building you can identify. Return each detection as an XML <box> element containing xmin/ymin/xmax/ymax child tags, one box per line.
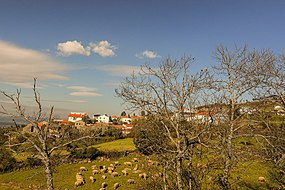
<box><xmin>98</xmin><ymin>114</ymin><xmax>110</xmax><ymax>123</ymax></box>
<box><xmin>121</xmin><ymin>116</ymin><xmax>132</xmax><ymax>124</ymax></box>
<box><xmin>68</xmin><ymin>112</ymin><xmax>87</xmax><ymax>123</ymax></box>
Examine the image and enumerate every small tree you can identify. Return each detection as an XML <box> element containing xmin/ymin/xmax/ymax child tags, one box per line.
<box><xmin>0</xmin><ymin>79</ymin><xmax>100</xmax><ymax>190</ymax></box>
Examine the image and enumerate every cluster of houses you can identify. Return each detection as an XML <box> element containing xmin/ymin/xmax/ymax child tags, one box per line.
<box><xmin>54</xmin><ymin>112</ymin><xmax>143</xmax><ymax>135</ymax></box>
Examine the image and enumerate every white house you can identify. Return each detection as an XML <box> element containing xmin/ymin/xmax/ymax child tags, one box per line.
<box><xmin>98</xmin><ymin>114</ymin><xmax>110</xmax><ymax>123</ymax></box>
<box><xmin>68</xmin><ymin>112</ymin><xmax>87</xmax><ymax>123</ymax></box>
<box><xmin>121</xmin><ymin>116</ymin><xmax>132</xmax><ymax>124</ymax></box>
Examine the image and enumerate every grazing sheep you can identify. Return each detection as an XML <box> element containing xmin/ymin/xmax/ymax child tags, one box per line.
<box><xmin>101</xmin><ymin>168</ymin><xmax>107</xmax><ymax>173</ymax></box>
<box><xmin>122</xmin><ymin>170</ymin><xmax>128</xmax><ymax>176</ymax></box>
<box><xmin>127</xmin><ymin>179</ymin><xmax>135</xmax><ymax>184</ymax></box>
<box><xmin>113</xmin><ymin>182</ymin><xmax>120</xmax><ymax>189</ymax></box>
<box><xmin>258</xmin><ymin>176</ymin><xmax>266</xmax><ymax>182</ymax></box>
<box><xmin>92</xmin><ymin>169</ymin><xmax>99</xmax><ymax>175</ymax></box>
<box><xmin>89</xmin><ymin>176</ymin><xmax>96</xmax><ymax>183</ymax></box>
<box><xmin>139</xmin><ymin>173</ymin><xmax>147</xmax><ymax>180</ymax></box>
<box><xmin>133</xmin><ymin>158</ymin><xmax>139</xmax><ymax>162</ymax></box>
<box><xmin>79</xmin><ymin>166</ymin><xmax>88</xmax><ymax>172</ymax></box>
<box><xmin>74</xmin><ymin>180</ymin><xmax>84</xmax><ymax>187</ymax></box>
<box><xmin>114</xmin><ymin>161</ymin><xmax>120</xmax><ymax>166</ymax></box>
<box><xmin>111</xmin><ymin>171</ymin><xmax>119</xmax><ymax>177</ymax></box>
<box><xmin>101</xmin><ymin>182</ymin><xmax>107</xmax><ymax>188</ymax></box>
<box><xmin>124</xmin><ymin>161</ymin><xmax>133</xmax><ymax>167</ymax></box>
<box><xmin>110</xmin><ymin>163</ymin><xmax>114</xmax><ymax>167</ymax></box>
<box><xmin>132</xmin><ymin>170</ymin><xmax>141</xmax><ymax>174</ymax></box>
<box><xmin>91</xmin><ymin>165</ymin><xmax>97</xmax><ymax>170</ymax></box>
<box><xmin>108</xmin><ymin>166</ymin><xmax>114</xmax><ymax>172</ymax></box>
<box><xmin>124</xmin><ymin>167</ymin><xmax>131</xmax><ymax>171</ymax></box>
<box><xmin>133</xmin><ymin>164</ymin><xmax>138</xmax><ymax>171</ymax></box>
<box><xmin>102</xmin><ymin>175</ymin><xmax>107</xmax><ymax>180</ymax></box>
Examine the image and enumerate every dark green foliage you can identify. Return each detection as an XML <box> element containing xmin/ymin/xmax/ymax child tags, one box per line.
<box><xmin>70</xmin><ymin>147</ymin><xmax>101</xmax><ymax>160</ymax></box>
<box><xmin>0</xmin><ymin>148</ymin><xmax>17</xmax><ymax>173</ymax></box>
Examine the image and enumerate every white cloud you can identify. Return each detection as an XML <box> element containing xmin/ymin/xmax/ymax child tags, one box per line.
<box><xmin>67</xmin><ymin>85</ymin><xmax>102</xmax><ymax>97</ymax></box>
<box><xmin>70</xmin><ymin>91</ymin><xmax>102</xmax><ymax>97</ymax></box>
<box><xmin>0</xmin><ymin>40</ymin><xmax>68</xmax><ymax>87</ymax></box>
<box><xmin>95</xmin><ymin>64</ymin><xmax>141</xmax><ymax>76</ymax></box>
<box><xmin>136</xmin><ymin>50</ymin><xmax>160</xmax><ymax>59</ymax></box>
<box><xmin>90</xmin><ymin>40</ymin><xmax>116</xmax><ymax>57</ymax></box>
<box><xmin>57</xmin><ymin>40</ymin><xmax>90</xmax><ymax>56</ymax></box>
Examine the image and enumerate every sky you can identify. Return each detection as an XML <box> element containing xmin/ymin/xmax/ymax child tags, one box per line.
<box><xmin>0</xmin><ymin>0</ymin><xmax>285</xmax><ymax>118</ymax></box>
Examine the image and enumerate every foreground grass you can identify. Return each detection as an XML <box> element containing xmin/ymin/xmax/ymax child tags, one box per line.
<box><xmin>0</xmin><ymin>138</ymin><xmax>282</xmax><ymax>190</ymax></box>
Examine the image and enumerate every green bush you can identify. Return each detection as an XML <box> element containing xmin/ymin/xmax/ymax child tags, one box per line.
<box><xmin>70</xmin><ymin>147</ymin><xmax>101</xmax><ymax>160</ymax></box>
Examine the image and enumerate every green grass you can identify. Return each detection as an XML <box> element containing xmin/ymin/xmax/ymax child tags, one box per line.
<box><xmin>0</xmin><ymin>153</ymin><xmax>149</xmax><ymax>190</ymax></box>
<box><xmin>91</xmin><ymin>138</ymin><xmax>136</xmax><ymax>152</ymax></box>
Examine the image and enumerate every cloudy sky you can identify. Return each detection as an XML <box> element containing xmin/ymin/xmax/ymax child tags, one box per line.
<box><xmin>0</xmin><ymin>0</ymin><xmax>284</xmax><ymax>117</ymax></box>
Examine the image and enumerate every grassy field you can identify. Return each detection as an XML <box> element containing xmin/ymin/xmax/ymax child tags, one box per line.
<box><xmin>0</xmin><ymin>138</ymin><xmax>282</xmax><ymax>190</ymax></box>
<box><xmin>91</xmin><ymin>138</ymin><xmax>136</xmax><ymax>152</ymax></box>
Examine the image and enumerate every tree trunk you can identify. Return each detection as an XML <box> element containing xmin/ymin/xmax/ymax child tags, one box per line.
<box><xmin>43</xmin><ymin>157</ymin><xmax>54</xmax><ymax>190</ymax></box>
<box><xmin>222</xmin><ymin>123</ymin><xmax>233</xmax><ymax>190</ymax></box>
<box><xmin>176</xmin><ymin>157</ymin><xmax>183</xmax><ymax>190</ymax></box>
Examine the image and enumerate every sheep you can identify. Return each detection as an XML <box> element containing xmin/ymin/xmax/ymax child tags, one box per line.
<box><xmin>79</xmin><ymin>166</ymin><xmax>88</xmax><ymax>172</ymax></box>
<box><xmin>133</xmin><ymin>164</ymin><xmax>138</xmax><ymax>171</ymax></box>
<box><xmin>101</xmin><ymin>168</ymin><xmax>107</xmax><ymax>173</ymax></box>
<box><xmin>258</xmin><ymin>176</ymin><xmax>266</xmax><ymax>182</ymax></box>
<box><xmin>111</xmin><ymin>171</ymin><xmax>119</xmax><ymax>177</ymax></box>
<box><xmin>102</xmin><ymin>175</ymin><xmax>107</xmax><ymax>180</ymax></box>
<box><xmin>108</xmin><ymin>166</ymin><xmax>114</xmax><ymax>172</ymax></box>
<box><xmin>74</xmin><ymin>180</ymin><xmax>84</xmax><ymax>187</ymax></box>
<box><xmin>127</xmin><ymin>179</ymin><xmax>135</xmax><ymax>184</ymax></box>
<box><xmin>92</xmin><ymin>169</ymin><xmax>99</xmax><ymax>175</ymax></box>
<box><xmin>122</xmin><ymin>169</ymin><xmax>128</xmax><ymax>176</ymax></box>
<box><xmin>91</xmin><ymin>165</ymin><xmax>97</xmax><ymax>170</ymax></box>
<box><xmin>132</xmin><ymin>170</ymin><xmax>141</xmax><ymax>174</ymax></box>
<box><xmin>89</xmin><ymin>176</ymin><xmax>96</xmax><ymax>183</ymax></box>
<box><xmin>101</xmin><ymin>182</ymin><xmax>107</xmax><ymax>188</ymax></box>
<box><xmin>114</xmin><ymin>161</ymin><xmax>120</xmax><ymax>166</ymax></box>
<box><xmin>113</xmin><ymin>182</ymin><xmax>120</xmax><ymax>189</ymax></box>
<box><xmin>133</xmin><ymin>157</ymin><xmax>139</xmax><ymax>162</ymax></box>
<box><xmin>124</xmin><ymin>161</ymin><xmax>133</xmax><ymax>167</ymax></box>
<box><xmin>139</xmin><ymin>173</ymin><xmax>147</xmax><ymax>180</ymax></box>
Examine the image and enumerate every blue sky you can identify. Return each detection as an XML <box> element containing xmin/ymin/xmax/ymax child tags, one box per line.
<box><xmin>0</xmin><ymin>0</ymin><xmax>285</xmax><ymax>117</ymax></box>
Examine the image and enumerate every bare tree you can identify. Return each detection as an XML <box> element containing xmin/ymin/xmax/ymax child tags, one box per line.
<box><xmin>116</xmin><ymin>56</ymin><xmax>212</xmax><ymax>190</ymax></box>
<box><xmin>212</xmin><ymin>45</ymin><xmax>258</xmax><ymax>189</ymax></box>
<box><xmin>249</xmin><ymin>49</ymin><xmax>285</xmax><ymax>173</ymax></box>
<box><xmin>0</xmin><ymin>79</ymin><xmax>100</xmax><ymax>190</ymax></box>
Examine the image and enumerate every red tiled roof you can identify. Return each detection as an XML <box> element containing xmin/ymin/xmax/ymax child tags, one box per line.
<box><xmin>68</xmin><ymin>113</ymin><xmax>86</xmax><ymax>117</ymax></box>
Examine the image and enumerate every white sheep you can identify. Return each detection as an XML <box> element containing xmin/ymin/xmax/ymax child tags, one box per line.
<box><xmin>111</xmin><ymin>171</ymin><xmax>119</xmax><ymax>177</ymax></box>
<box><xmin>91</xmin><ymin>165</ymin><xmax>97</xmax><ymax>169</ymax></box>
<box><xmin>79</xmin><ymin>166</ymin><xmax>88</xmax><ymax>172</ymax></box>
<box><xmin>127</xmin><ymin>179</ymin><xmax>135</xmax><ymax>184</ymax></box>
<box><xmin>74</xmin><ymin>180</ymin><xmax>84</xmax><ymax>187</ymax></box>
<box><xmin>89</xmin><ymin>176</ymin><xmax>96</xmax><ymax>183</ymax></box>
<box><xmin>133</xmin><ymin>164</ymin><xmax>138</xmax><ymax>171</ymax></box>
<box><xmin>102</xmin><ymin>175</ymin><xmax>107</xmax><ymax>180</ymax></box>
<box><xmin>113</xmin><ymin>182</ymin><xmax>120</xmax><ymax>189</ymax></box>
<box><xmin>258</xmin><ymin>176</ymin><xmax>266</xmax><ymax>182</ymax></box>
<box><xmin>92</xmin><ymin>169</ymin><xmax>99</xmax><ymax>175</ymax></box>
<box><xmin>139</xmin><ymin>172</ymin><xmax>147</xmax><ymax>180</ymax></box>
<box><xmin>122</xmin><ymin>169</ymin><xmax>128</xmax><ymax>176</ymax></box>
<box><xmin>101</xmin><ymin>182</ymin><xmax>107</xmax><ymax>188</ymax></box>
<box><xmin>133</xmin><ymin>157</ymin><xmax>139</xmax><ymax>162</ymax></box>
<box><xmin>124</xmin><ymin>161</ymin><xmax>133</xmax><ymax>167</ymax></box>
<box><xmin>114</xmin><ymin>161</ymin><xmax>120</xmax><ymax>166</ymax></box>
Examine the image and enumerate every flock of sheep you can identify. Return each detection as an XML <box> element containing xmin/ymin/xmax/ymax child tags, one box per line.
<box><xmin>74</xmin><ymin>157</ymin><xmax>157</xmax><ymax>189</ymax></box>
